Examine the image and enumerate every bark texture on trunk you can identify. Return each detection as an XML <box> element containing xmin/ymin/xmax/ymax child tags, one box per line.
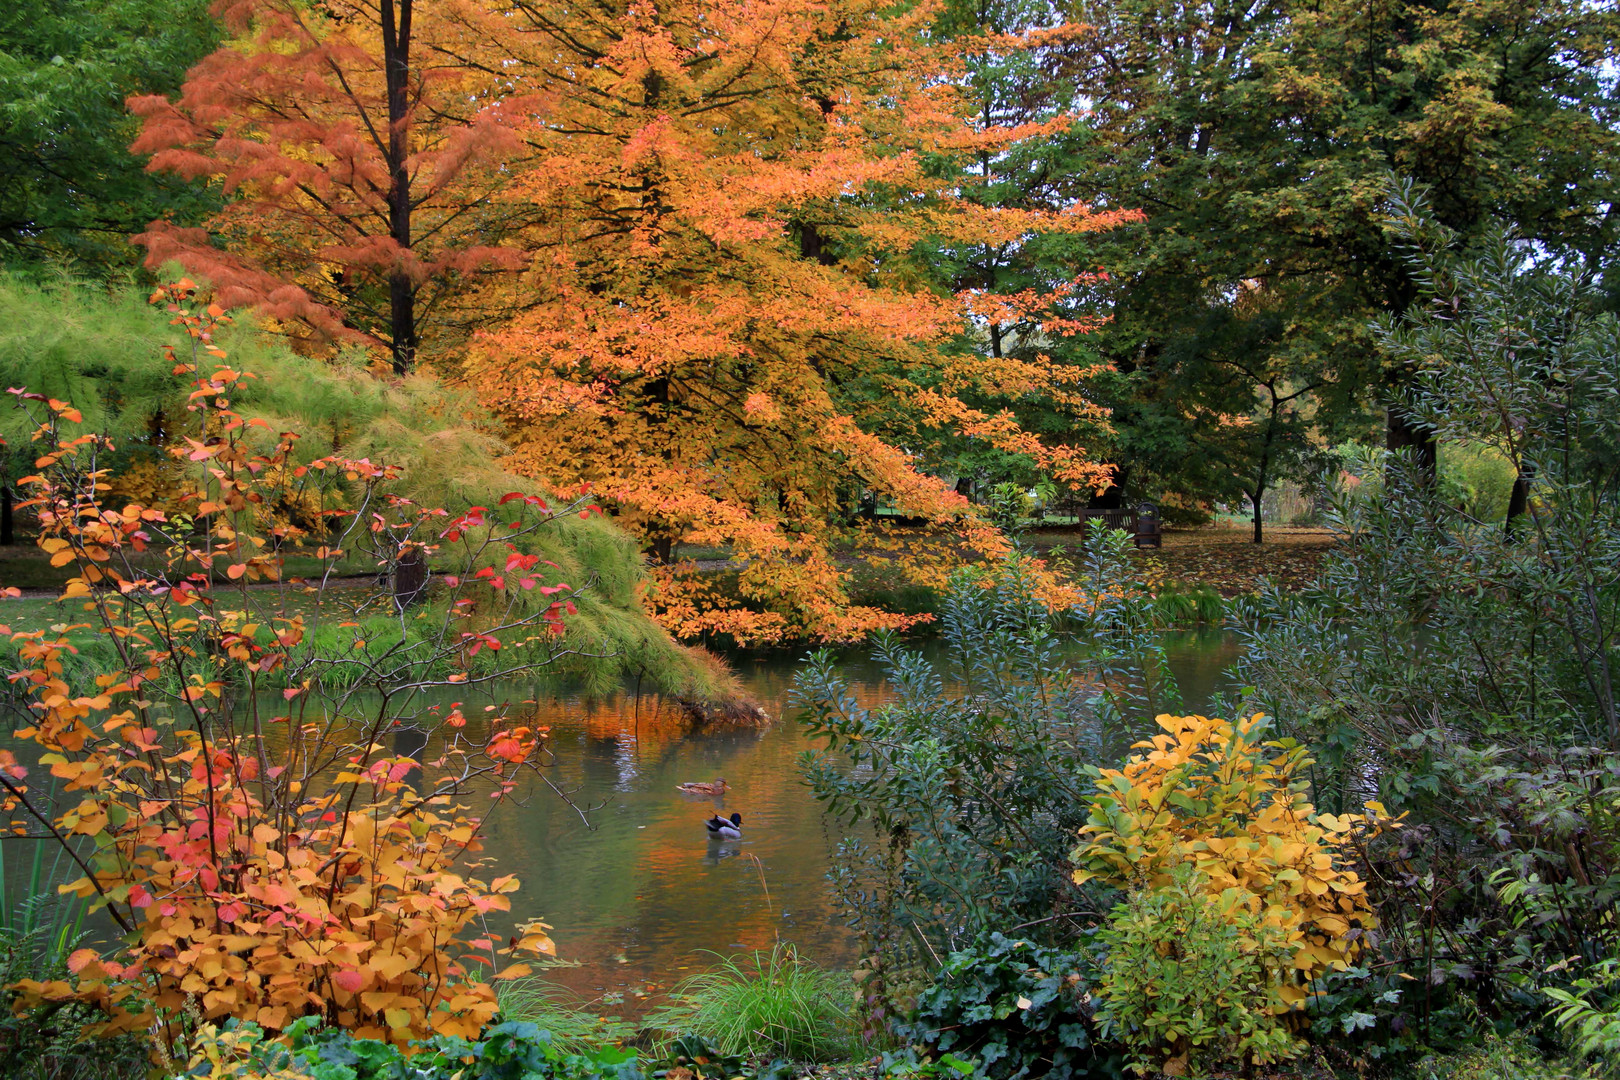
<box><xmin>382</xmin><ymin>0</ymin><xmax>417</xmax><ymax>374</ymax></box>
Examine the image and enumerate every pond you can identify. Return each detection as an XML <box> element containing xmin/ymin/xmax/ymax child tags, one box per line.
<box><xmin>477</xmin><ymin>630</ymin><xmax>1243</xmax><ymax>1013</ymax></box>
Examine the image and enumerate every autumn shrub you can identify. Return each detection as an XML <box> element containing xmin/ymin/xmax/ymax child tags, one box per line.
<box><xmin>1093</xmin><ymin>868</ymin><xmax>1302</xmax><ymax>1076</ymax></box>
<box><xmin>1072</xmin><ymin>713</ymin><xmax>1389</xmax><ymax>1015</ymax></box>
<box><xmin>0</xmin><ymin>918</ymin><xmax>150</xmax><ymax>1080</ymax></box>
<box><xmin>0</xmin><ymin>284</ymin><xmax>607</xmax><ymax>1055</ymax></box>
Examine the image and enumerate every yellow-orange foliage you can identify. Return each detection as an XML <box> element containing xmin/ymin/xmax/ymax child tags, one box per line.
<box><xmin>1073</xmin><ymin>714</ymin><xmax>1398</xmax><ymax>1010</ymax></box>
<box><xmin>130</xmin><ymin>0</ymin><xmax>1135</xmax><ymax>642</ymax></box>
<box><xmin>2</xmin><ymin>286</ymin><xmax>575</xmax><ymax>1049</ymax></box>
<box><xmin>446</xmin><ymin>0</ymin><xmax>1132</xmax><ymax>642</ymax></box>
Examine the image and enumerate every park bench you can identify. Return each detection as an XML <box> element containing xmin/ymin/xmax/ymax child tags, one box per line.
<box><xmin>1071</xmin><ymin>503</ymin><xmax>1162</xmax><ymax>548</ymax></box>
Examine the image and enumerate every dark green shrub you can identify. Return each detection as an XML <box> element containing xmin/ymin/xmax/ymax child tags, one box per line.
<box><xmin>796</xmin><ymin>563</ymin><xmax>1104</xmax><ymax>987</ymax></box>
<box><xmin>796</xmin><ymin>544</ymin><xmax>1190</xmax><ymax>1035</ymax></box>
<box><xmin>171</xmin><ymin>1019</ymin><xmax>646</xmax><ymax>1080</ymax></box>
<box><xmin>1236</xmin><ymin>185</ymin><xmax>1620</xmax><ymax>1060</ymax></box>
<box><xmin>895</xmin><ymin>933</ymin><xmax>1123</xmax><ymax>1080</ymax></box>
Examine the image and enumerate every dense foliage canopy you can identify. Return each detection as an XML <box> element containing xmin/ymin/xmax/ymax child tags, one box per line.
<box><xmin>0</xmin><ymin>0</ymin><xmax>219</xmax><ymax>271</ymax></box>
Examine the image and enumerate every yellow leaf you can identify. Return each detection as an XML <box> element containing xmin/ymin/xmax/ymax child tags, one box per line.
<box><xmin>493</xmin><ymin>964</ymin><xmax>533</xmax><ymax>981</ymax></box>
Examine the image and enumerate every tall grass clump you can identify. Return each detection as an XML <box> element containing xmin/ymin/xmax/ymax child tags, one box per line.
<box><xmin>495</xmin><ymin>978</ymin><xmax>635</xmax><ymax>1053</ymax></box>
<box><xmin>0</xmin><ymin>841</ymin><xmax>88</xmax><ymax>980</ymax></box>
<box><xmin>647</xmin><ymin>945</ymin><xmax>852</xmax><ymax>1062</ymax></box>
<box><xmin>1148</xmin><ymin>583</ymin><xmax>1224</xmax><ymax>628</ymax></box>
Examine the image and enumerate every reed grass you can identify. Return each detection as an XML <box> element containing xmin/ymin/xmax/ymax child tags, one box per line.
<box><xmin>645</xmin><ymin>944</ymin><xmax>853</xmax><ymax>1062</ymax></box>
<box><xmin>1148</xmin><ymin>584</ymin><xmax>1225</xmax><ymax>628</ymax></box>
<box><xmin>0</xmin><ymin>830</ymin><xmax>89</xmax><ymax>981</ymax></box>
<box><xmin>494</xmin><ymin>978</ymin><xmax>635</xmax><ymax>1053</ymax></box>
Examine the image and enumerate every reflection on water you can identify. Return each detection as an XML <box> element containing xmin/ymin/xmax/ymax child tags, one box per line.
<box><xmin>476</xmin><ymin>630</ymin><xmax>1241</xmax><ymax>1013</ymax></box>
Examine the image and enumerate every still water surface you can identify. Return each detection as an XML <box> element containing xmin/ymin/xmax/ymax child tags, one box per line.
<box><xmin>481</xmin><ymin>631</ymin><xmax>1241</xmax><ymax>1011</ymax></box>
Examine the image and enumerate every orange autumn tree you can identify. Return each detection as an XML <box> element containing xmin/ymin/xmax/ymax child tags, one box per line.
<box><xmin>130</xmin><ymin>0</ymin><xmax>530</xmax><ymax>372</ymax></box>
<box><xmin>455</xmin><ymin>0</ymin><xmax>1134</xmax><ymax>643</ymax></box>
<box><xmin>0</xmin><ymin>284</ymin><xmax>587</xmax><ymax>1049</ymax></box>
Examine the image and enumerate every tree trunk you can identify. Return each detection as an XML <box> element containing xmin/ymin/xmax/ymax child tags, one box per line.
<box><xmin>1</xmin><ymin>484</ymin><xmax>12</xmax><ymax>547</ymax></box>
<box><xmin>382</xmin><ymin>0</ymin><xmax>416</xmax><ymax>375</ymax></box>
<box><xmin>1387</xmin><ymin>403</ymin><xmax>1437</xmax><ymax>480</ymax></box>
<box><xmin>393</xmin><ymin>545</ymin><xmax>429</xmax><ymax>609</ymax></box>
<box><xmin>1504</xmin><ymin>463</ymin><xmax>1533</xmax><ymax>539</ymax></box>
<box><xmin>1251</xmin><ymin>398</ymin><xmax>1277</xmax><ymax>544</ymax></box>
<box><xmin>646</xmin><ymin>536</ymin><xmax>674</xmax><ymax>565</ymax></box>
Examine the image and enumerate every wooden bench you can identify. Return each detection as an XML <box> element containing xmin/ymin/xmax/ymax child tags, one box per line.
<box><xmin>1065</xmin><ymin>504</ymin><xmax>1162</xmax><ymax>548</ymax></box>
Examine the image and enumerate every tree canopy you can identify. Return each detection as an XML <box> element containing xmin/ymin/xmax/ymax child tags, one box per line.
<box><xmin>0</xmin><ymin>0</ymin><xmax>220</xmax><ymax>271</ymax></box>
<box><xmin>1064</xmin><ymin>0</ymin><xmax>1620</xmax><ymax>531</ymax></box>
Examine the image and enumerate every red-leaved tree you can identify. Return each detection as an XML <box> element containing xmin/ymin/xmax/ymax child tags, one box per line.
<box><xmin>130</xmin><ymin>0</ymin><xmax>530</xmax><ymax>372</ymax></box>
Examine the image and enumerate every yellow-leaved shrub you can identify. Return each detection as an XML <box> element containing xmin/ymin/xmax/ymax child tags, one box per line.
<box><xmin>1073</xmin><ymin>713</ymin><xmax>1397</xmax><ymax>1012</ymax></box>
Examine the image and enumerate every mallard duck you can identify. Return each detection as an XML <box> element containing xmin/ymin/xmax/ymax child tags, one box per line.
<box><xmin>676</xmin><ymin>778</ymin><xmax>729</xmax><ymax>795</ymax></box>
<box><xmin>705</xmin><ymin>812</ymin><xmax>743</xmax><ymax>840</ymax></box>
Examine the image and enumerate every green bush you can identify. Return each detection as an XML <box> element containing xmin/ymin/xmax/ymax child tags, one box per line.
<box><xmin>1417</xmin><ymin>1032</ymin><xmax>1600</xmax><ymax>1079</ymax></box>
<box><xmin>1437</xmin><ymin>440</ymin><xmax>1516</xmax><ymax>524</ymax></box>
<box><xmin>798</xmin><ymin>541</ymin><xmax>1190</xmax><ymax>1034</ymax></box>
<box><xmin>896</xmin><ymin>933</ymin><xmax>1121</xmax><ymax>1080</ymax></box>
<box><xmin>796</xmin><ymin>562</ymin><xmax>1104</xmax><ymax>1002</ymax></box>
<box><xmin>645</xmin><ymin>945</ymin><xmax>853</xmax><ymax>1062</ymax></box>
<box><xmin>171</xmin><ymin>1018</ymin><xmax>646</xmax><ymax>1080</ymax></box>
<box><xmin>1545</xmin><ymin>959</ymin><xmax>1620</xmax><ymax>1070</ymax></box>
<box><xmin>1147</xmin><ymin>584</ymin><xmax>1223</xmax><ymax>628</ymax></box>
<box><xmin>1093</xmin><ymin>871</ymin><xmax>1301</xmax><ymax>1076</ymax></box>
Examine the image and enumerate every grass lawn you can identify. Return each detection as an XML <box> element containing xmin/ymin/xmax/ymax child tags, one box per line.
<box><xmin>1027</xmin><ymin>524</ymin><xmax>1338</xmax><ymax>596</ymax></box>
<box><xmin>0</xmin><ymin>541</ymin><xmax>391</xmax><ymax>638</ymax></box>
<box><xmin>675</xmin><ymin>524</ymin><xmax>1338</xmax><ymax>598</ymax></box>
